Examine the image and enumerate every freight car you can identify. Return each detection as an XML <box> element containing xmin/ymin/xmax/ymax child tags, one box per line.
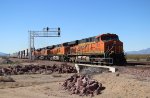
<box><xmin>32</xmin><ymin>33</ymin><xmax>126</xmax><ymax>65</ymax></box>
<box><xmin>18</xmin><ymin>49</ymin><xmax>29</xmax><ymax>59</ymax></box>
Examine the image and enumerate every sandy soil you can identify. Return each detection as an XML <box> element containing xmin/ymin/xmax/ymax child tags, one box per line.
<box><xmin>0</xmin><ymin>58</ymin><xmax>150</xmax><ymax>98</ymax></box>
<box><xmin>0</xmin><ymin>73</ymin><xmax>149</xmax><ymax>98</ymax></box>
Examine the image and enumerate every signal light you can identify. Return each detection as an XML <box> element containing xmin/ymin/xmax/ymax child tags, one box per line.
<box><xmin>58</xmin><ymin>27</ymin><xmax>60</xmax><ymax>31</ymax></box>
<box><xmin>46</xmin><ymin>27</ymin><xmax>49</xmax><ymax>32</ymax></box>
<box><xmin>58</xmin><ymin>27</ymin><xmax>60</xmax><ymax>36</ymax></box>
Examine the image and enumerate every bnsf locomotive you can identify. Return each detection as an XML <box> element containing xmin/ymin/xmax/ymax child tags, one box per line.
<box><xmin>13</xmin><ymin>33</ymin><xmax>126</xmax><ymax>65</ymax></box>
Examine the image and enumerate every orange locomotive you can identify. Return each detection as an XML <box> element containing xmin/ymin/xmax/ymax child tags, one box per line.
<box><xmin>32</xmin><ymin>33</ymin><xmax>126</xmax><ymax>65</ymax></box>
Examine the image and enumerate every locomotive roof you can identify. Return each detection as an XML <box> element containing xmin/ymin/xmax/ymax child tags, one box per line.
<box><xmin>68</xmin><ymin>40</ymin><xmax>78</xmax><ymax>46</ymax></box>
<box><xmin>46</xmin><ymin>45</ymin><xmax>55</xmax><ymax>49</ymax></box>
<box><xmin>78</xmin><ymin>36</ymin><xmax>95</xmax><ymax>44</ymax></box>
<box><xmin>96</xmin><ymin>33</ymin><xmax>118</xmax><ymax>38</ymax></box>
<box><xmin>36</xmin><ymin>48</ymin><xmax>41</xmax><ymax>51</ymax></box>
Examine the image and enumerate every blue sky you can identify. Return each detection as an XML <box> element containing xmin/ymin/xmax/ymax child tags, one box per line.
<box><xmin>0</xmin><ymin>0</ymin><xmax>150</xmax><ymax>53</ymax></box>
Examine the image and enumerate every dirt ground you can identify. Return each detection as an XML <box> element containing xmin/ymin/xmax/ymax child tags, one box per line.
<box><xmin>0</xmin><ymin>58</ymin><xmax>150</xmax><ymax>98</ymax></box>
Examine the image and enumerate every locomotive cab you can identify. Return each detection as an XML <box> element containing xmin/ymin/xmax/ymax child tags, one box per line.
<box><xmin>101</xmin><ymin>34</ymin><xmax>122</xmax><ymax>53</ymax></box>
<box><xmin>96</xmin><ymin>33</ymin><xmax>126</xmax><ymax>65</ymax></box>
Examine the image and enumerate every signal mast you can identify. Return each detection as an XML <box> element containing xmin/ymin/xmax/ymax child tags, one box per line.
<box><xmin>28</xmin><ymin>27</ymin><xmax>60</xmax><ymax>60</ymax></box>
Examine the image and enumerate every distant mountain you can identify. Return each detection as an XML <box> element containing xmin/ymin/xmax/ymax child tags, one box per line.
<box><xmin>0</xmin><ymin>52</ymin><xmax>8</xmax><ymax>56</ymax></box>
<box><xmin>127</xmin><ymin>48</ymin><xmax>150</xmax><ymax>54</ymax></box>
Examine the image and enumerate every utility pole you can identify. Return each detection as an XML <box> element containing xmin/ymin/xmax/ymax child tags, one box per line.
<box><xmin>28</xmin><ymin>27</ymin><xmax>60</xmax><ymax>60</ymax></box>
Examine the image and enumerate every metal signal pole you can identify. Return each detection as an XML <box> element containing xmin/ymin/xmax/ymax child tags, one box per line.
<box><xmin>28</xmin><ymin>27</ymin><xmax>60</xmax><ymax>60</ymax></box>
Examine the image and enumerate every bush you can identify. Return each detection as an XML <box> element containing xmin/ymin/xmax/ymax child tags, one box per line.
<box><xmin>146</xmin><ymin>56</ymin><xmax>150</xmax><ymax>61</ymax></box>
<box><xmin>136</xmin><ymin>57</ymin><xmax>140</xmax><ymax>61</ymax></box>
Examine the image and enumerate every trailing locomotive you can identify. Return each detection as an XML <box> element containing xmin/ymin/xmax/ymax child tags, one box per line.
<box><xmin>32</xmin><ymin>33</ymin><xmax>126</xmax><ymax>65</ymax></box>
<box><xmin>15</xmin><ymin>33</ymin><xmax>126</xmax><ymax>65</ymax></box>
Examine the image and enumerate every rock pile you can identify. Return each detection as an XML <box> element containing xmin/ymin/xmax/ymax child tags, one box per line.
<box><xmin>62</xmin><ymin>74</ymin><xmax>104</xmax><ymax>97</ymax></box>
<box><xmin>0</xmin><ymin>64</ymin><xmax>77</xmax><ymax>75</ymax></box>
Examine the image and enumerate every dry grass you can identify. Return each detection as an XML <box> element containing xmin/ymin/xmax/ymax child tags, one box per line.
<box><xmin>52</xmin><ymin>74</ymin><xmax>62</xmax><ymax>77</ymax></box>
<box><xmin>0</xmin><ymin>76</ymin><xmax>15</xmax><ymax>82</ymax></box>
<box><xmin>126</xmin><ymin>54</ymin><xmax>150</xmax><ymax>61</ymax></box>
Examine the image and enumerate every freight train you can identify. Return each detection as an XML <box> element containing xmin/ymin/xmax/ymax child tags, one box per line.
<box><xmin>11</xmin><ymin>33</ymin><xmax>126</xmax><ymax>65</ymax></box>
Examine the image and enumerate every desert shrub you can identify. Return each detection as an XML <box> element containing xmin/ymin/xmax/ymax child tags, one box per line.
<box><xmin>146</xmin><ymin>56</ymin><xmax>150</xmax><ymax>61</ymax></box>
<box><xmin>136</xmin><ymin>57</ymin><xmax>140</xmax><ymax>61</ymax></box>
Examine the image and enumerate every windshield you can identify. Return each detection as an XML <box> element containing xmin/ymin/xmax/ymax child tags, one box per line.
<box><xmin>101</xmin><ymin>35</ymin><xmax>119</xmax><ymax>41</ymax></box>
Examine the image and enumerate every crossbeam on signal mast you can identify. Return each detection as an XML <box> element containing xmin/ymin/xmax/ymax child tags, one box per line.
<box><xmin>28</xmin><ymin>27</ymin><xmax>60</xmax><ymax>60</ymax></box>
